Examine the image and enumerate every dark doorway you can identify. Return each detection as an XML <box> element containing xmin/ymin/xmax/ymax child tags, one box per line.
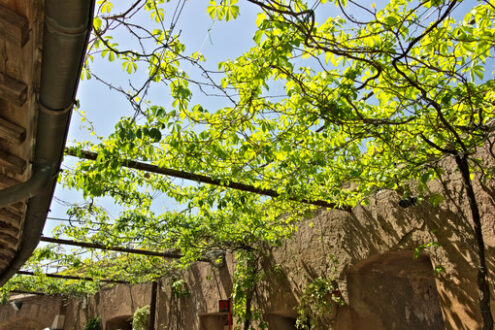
<box><xmin>106</xmin><ymin>315</ymin><xmax>133</xmax><ymax>330</ymax></box>
<box><xmin>340</xmin><ymin>251</ymin><xmax>444</xmax><ymax>329</ymax></box>
<box><xmin>267</xmin><ymin>312</ymin><xmax>298</xmax><ymax>330</ymax></box>
<box><xmin>200</xmin><ymin>313</ymin><xmax>230</xmax><ymax>330</ymax></box>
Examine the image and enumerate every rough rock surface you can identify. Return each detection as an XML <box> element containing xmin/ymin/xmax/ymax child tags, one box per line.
<box><xmin>0</xmin><ymin>294</ymin><xmax>63</xmax><ymax>329</ymax></box>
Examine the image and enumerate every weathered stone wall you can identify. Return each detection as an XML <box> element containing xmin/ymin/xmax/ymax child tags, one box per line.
<box><xmin>0</xmin><ymin>294</ymin><xmax>64</xmax><ymax>329</ymax></box>
<box><xmin>61</xmin><ymin>282</ymin><xmax>151</xmax><ymax>330</ymax></box>
<box><xmin>259</xmin><ymin>147</ymin><xmax>495</xmax><ymax>329</ymax></box>
<box><xmin>153</xmin><ymin>253</ymin><xmax>235</xmax><ymax>329</ymax></box>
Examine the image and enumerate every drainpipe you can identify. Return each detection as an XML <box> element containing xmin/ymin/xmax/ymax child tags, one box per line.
<box><xmin>148</xmin><ymin>281</ymin><xmax>158</xmax><ymax>330</ymax></box>
<box><xmin>0</xmin><ymin>0</ymin><xmax>95</xmax><ymax>285</ymax></box>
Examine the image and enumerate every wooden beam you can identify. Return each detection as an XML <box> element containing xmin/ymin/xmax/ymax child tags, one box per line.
<box><xmin>40</xmin><ymin>236</ymin><xmax>210</xmax><ymax>262</ymax></box>
<box><xmin>0</xmin><ymin>206</ymin><xmax>22</xmax><ymax>239</ymax></box>
<box><xmin>0</xmin><ymin>218</ymin><xmax>19</xmax><ymax>236</ymax></box>
<box><xmin>0</xmin><ymin>258</ymin><xmax>9</xmax><ymax>268</ymax></box>
<box><xmin>0</xmin><ymin>207</ymin><xmax>22</xmax><ymax>224</ymax></box>
<box><xmin>66</xmin><ymin>148</ymin><xmax>345</xmax><ymax>210</ymax></box>
<box><xmin>17</xmin><ymin>271</ymin><xmax>130</xmax><ymax>284</ymax></box>
<box><xmin>0</xmin><ymin>231</ymin><xmax>17</xmax><ymax>245</ymax></box>
<box><xmin>0</xmin><ymin>116</ymin><xmax>25</xmax><ymax>143</ymax></box>
<box><xmin>0</xmin><ymin>149</ymin><xmax>27</xmax><ymax>174</ymax></box>
<box><xmin>6</xmin><ymin>201</ymin><xmax>25</xmax><ymax>214</ymax></box>
<box><xmin>0</xmin><ymin>242</ymin><xmax>16</xmax><ymax>256</ymax></box>
<box><xmin>0</xmin><ymin>248</ymin><xmax>15</xmax><ymax>261</ymax></box>
<box><xmin>0</xmin><ymin>72</ymin><xmax>27</xmax><ymax>106</ymax></box>
<box><xmin>0</xmin><ymin>172</ymin><xmax>21</xmax><ymax>189</ymax></box>
<box><xmin>0</xmin><ymin>5</ymin><xmax>29</xmax><ymax>46</ymax></box>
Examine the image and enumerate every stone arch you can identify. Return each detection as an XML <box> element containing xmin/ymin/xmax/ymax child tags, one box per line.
<box><xmin>105</xmin><ymin>315</ymin><xmax>133</xmax><ymax>330</ymax></box>
<box><xmin>266</xmin><ymin>311</ymin><xmax>298</xmax><ymax>330</ymax></box>
<box><xmin>337</xmin><ymin>250</ymin><xmax>444</xmax><ymax>330</ymax></box>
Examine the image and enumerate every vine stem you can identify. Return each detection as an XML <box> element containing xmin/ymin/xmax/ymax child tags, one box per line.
<box><xmin>243</xmin><ymin>256</ymin><xmax>256</xmax><ymax>330</ymax></box>
<box><xmin>455</xmin><ymin>154</ymin><xmax>493</xmax><ymax>329</ymax></box>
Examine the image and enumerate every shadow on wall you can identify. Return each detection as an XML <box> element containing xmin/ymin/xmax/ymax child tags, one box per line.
<box><xmin>268</xmin><ymin>173</ymin><xmax>494</xmax><ymax>329</ymax></box>
<box><xmin>420</xmin><ymin>170</ymin><xmax>495</xmax><ymax>329</ymax></box>
<box><xmin>200</xmin><ymin>313</ymin><xmax>229</xmax><ymax>330</ymax></box>
<box><xmin>256</xmin><ymin>251</ymin><xmax>306</xmax><ymax>329</ymax></box>
<box><xmin>155</xmin><ymin>260</ymin><xmax>234</xmax><ymax>329</ymax></box>
<box><xmin>106</xmin><ymin>315</ymin><xmax>133</xmax><ymax>330</ymax></box>
<box><xmin>266</xmin><ymin>312</ymin><xmax>298</xmax><ymax>330</ymax></box>
<box><xmin>336</xmin><ymin>251</ymin><xmax>444</xmax><ymax>330</ymax></box>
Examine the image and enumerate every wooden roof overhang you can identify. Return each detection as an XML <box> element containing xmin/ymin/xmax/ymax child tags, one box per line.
<box><xmin>0</xmin><ymin>0</ymin><xmax>94</xmax><ymax>285</ymax></box>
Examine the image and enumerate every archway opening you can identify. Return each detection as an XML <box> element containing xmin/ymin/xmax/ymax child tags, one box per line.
<box><xmin>266</xmin><ymin>311</ymin><xmax>298</xmax><ymax>330</ymax></box>
<box><xmin>105</xmin><ymin>315</ymin><xmax>133</xmax><ymax>330</ymax></box>
<box><xmin>342</xmin><ymin>251</ymin><xmax>444</xmax><ymax>330</ymax></box>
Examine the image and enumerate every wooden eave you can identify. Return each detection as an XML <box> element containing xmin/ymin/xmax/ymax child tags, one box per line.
<box><xmin>0</xmin><ymin>0</ymin><xmax>44</xmax><ymax>273</ymax></box>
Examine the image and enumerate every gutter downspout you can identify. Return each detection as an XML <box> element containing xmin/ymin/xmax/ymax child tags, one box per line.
<box><xmin>0</xmin><ymin>0</ymin><xmax>95</xmax><ymax>285</ymax></box>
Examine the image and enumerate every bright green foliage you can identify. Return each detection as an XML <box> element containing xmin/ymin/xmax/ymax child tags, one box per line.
<box><xmin>132</xmin><ymin>305</ymin><xmax>150</xmax><ymax>330</ymax></box>
<box><xmin>170</xmin><ymin>278</ymin><xmax>190</xmax><ymax>298</ymax></box>
<box><xmin>4</xmin><ymin>0</ymin><xmax>495</xmax><ymax>326</ymax></box>
<box><xmin>296</xmin><ymin>277</ymin><xmax>344</xmax><ymax>329</ymax></box>
<box><xmin>232</xmin><ymin>251</ymin><xmax>261</xmax><ymax>327</ymax></box>
<box><xmin>207</xmin><ymin>0</ymin><xmax>240</xmax><ymax>21</ymax></box>
<box><xmin>83</xmin><ymin>317</ymin><xmax>102</xmax><ymax>330</ymax></box>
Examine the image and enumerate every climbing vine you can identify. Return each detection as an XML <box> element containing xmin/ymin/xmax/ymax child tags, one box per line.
<box><xmin>83</xmin><ymin>317</ymin><xmax>102</xmax><ymax>330</ymax></box>
<box><xmin>232</xmin><ymin>250</ymin><xmax>266</xmax><ymax>330</ymax></box>
<box><xmin>132</xmin><ymin>305</ymin><xmax>150</xmax><ymax>330</ymax></box>
<box><xmin>170</xmin><ymin>278</ymin><xmax>190</xmax><ymax>298</ymax></box>
<box><xmin>296</xmin><ymin>277</ymin><xmax>344</xmax><ymax>329</ymax></box>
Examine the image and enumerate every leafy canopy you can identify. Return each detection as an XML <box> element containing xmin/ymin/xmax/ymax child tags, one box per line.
<box><xmin>4</xmin><ymin>1</ymin><xmax>494</xmax><ymax>320</ymax></box>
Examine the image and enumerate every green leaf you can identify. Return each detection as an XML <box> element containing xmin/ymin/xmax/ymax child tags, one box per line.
<box><xmin>98</xmin><ymin>0</ymin><xmax>113</xmax><ymax>14</ymax></box>
<box><xmin>420</xmin><ymin>172</ymin><xmax>430</xmax><ymax>185</ymax></box>
<box><xmin>149</xmin><ymin>128</ymin><xmax>162</xmax><ymax>142</ymax></box>
<box><xmin>429</xmin><ymin>193</ymin><xmax>444</xmax><ymax>207</ymax></box>
<box><xmin>384</xmin><ymin>15</ymin><xmax>399</xmax><ymax>26</ymax></box>
<box><xmin>207</xmin><ymin>1</ymin><xmax>218</xmax><ymax>19</ymax></box>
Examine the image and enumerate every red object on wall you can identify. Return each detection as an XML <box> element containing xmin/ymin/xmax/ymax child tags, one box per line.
<box><xmin>219</xmin><ymin>299</ymin><xmax>231</xmax><ymax>313</ymax></box>
<box><xmin>219</xmin><ymin>299</ymin><xmax>232</xmax><ymax>330</ymax></box>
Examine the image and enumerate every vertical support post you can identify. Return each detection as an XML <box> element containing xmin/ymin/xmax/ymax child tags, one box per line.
<box><xmin>149</xmin><ymin>281</ymin><xmax>158</xmax><ymax>330</ymax></box>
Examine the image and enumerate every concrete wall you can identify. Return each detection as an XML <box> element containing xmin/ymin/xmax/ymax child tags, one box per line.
<box><xmin>0</xmin><ymin>294</ymin><xmax>63</xmax><ymax>329</ymax></box>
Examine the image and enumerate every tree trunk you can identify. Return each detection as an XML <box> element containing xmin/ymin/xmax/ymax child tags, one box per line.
<box><xmin>455</xmin><ymin>155</ymin><xmax>493</xmax><ymax>330</ymax></box>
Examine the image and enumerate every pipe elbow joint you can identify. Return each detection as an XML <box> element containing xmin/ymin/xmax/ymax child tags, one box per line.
<box><xmin>0</xmin><ymin>164</ymin><xmax>55</xmax><ymax>209</ymax></box>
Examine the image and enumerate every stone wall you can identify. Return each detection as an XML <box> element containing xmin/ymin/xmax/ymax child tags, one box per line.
<box><xmin>259</xmin><ymin>146</ymin><xmax>495</xmax><ymax>329</ymax></box>
<box><xmin>0</xmin><ymin>294</ymin><xmax>64</xmax><ymax>329</ymax></box>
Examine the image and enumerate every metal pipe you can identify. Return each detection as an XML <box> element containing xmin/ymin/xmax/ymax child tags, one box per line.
<box><xmin>0</xmin><ymin>164</ymin><xmax>53</xmax><ymax>208</ymax></box>
<box><xmin>0</xmin><ymin>0</ymin><xmax>95</xmax><ymax>286</ymax></box>
<box><xmin>11</xmin><ymin>290</ymin><xmax>52</xmax><ymax>296</ymax></box>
